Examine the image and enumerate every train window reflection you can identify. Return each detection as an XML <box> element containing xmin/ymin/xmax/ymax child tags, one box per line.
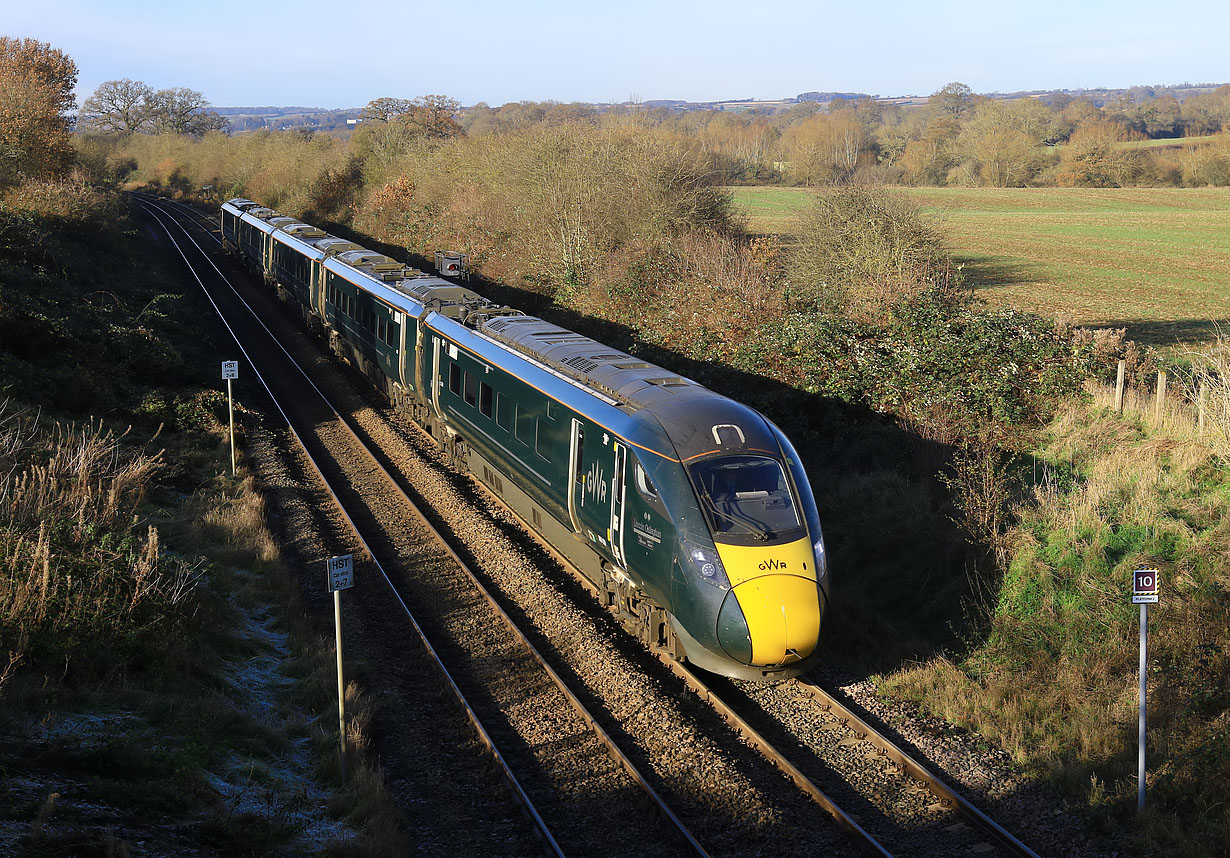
<box><xmin>690</xmin><ymin>455</ymin><xmax>800</xmax><ymax>539</ymax></box>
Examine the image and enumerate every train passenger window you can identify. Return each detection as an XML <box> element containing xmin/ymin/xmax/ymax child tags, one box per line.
<box><xmin>546</xmin><ymin>401</ymin><xmax>556</xmax><ymax>420</ymax></box>
<box><xmin>635</xmin><ymin>462</ymin><xmax>659</xmax><ymax>503</ymax></box>
<box><xmin>479</xmin><ymin>382</ymin><xmax>493</xmax><ymax>418</ymax></box>
<box><xmin>464</xmin><ymin>371</ymin><xmax>477</xmax><ymax>407</ymax></box>
<box><xmin>535</xmin><ymin>419</ymin><xmax>551</xmax><ymax>462</ymax></box>
<box><xmin>449</xmin><ymin>362</ymin><xmax>461</xmax><ymax>396</ymax></box>
<box><xmin>514</xmin><ymin>405</ymin><xmax>533</xmax><ymax>446</ymax></box>
<box><xmin>386</xmin><ymin>320</ymin><xmax>399</xmax><ymax>346</ymax></box>
<box><xmin>496</xmin><ymin>394</ymin><xmax>512</xmax><ymax>431</ymax></box>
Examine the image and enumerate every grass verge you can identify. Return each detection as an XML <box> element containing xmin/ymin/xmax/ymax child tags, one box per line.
<box><xmin>883</xmin><ymin>376</ymin><xmax>1230</xmax><ymax>856</ymax></box>
<box><xmin>0</xmin><ymin>184</ymin><xmax>405</xmax><ymax>855</ymax></box>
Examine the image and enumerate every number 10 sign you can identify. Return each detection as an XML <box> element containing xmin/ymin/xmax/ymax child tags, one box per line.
<box><xmin>1133</xmin><ymin>568</ymin><xmax>1159</xmax><ymax>604</ymax></box>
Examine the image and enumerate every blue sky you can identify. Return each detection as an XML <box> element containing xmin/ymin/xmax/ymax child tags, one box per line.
<box><xmin>8</xmin><ymin>0</ymin><xmax>1228</xmax><ymax>108</ymax></box>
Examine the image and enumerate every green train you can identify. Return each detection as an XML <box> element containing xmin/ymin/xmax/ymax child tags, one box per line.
<box><xmin>221</xmin><ymin>198</ymin><xmax>829</xmax><ymax>680</ymax></box>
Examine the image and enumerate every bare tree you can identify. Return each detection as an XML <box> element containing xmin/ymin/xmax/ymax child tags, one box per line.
<box><xmin>361</xmin><ymin>97</ymin><xmax>415</xmax><ymax>123</ymax></box>
<box><xmin>82</xmin><ymin>80</ymin><xmax>225</xmax><ymax>137</ymax></box>
<box><xmin>81</xmin><ymin>78</ymin><xmax>154</xmax><ymax>135</ymax></box>
<box><xmin>361</xmin><ymin>94</ymin><xmax>461</xmax><ymax>137</ymax></box>
<box><xmin>148</xmin><ymin>87</ymin><xmax>226</xmax><ymax>136</ymax></box>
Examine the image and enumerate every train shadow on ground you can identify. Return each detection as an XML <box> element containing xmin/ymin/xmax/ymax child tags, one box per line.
<box><xmin>300</xmin><ymin>219</ymin><xmax>994</xmax><ymax>677</ymax></box>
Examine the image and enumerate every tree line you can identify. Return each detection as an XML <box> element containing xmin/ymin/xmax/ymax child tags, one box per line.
<box><xmin>453</xmin><ymin>82</ymin><xmax>1230</xmax><ymax>188</ymax></box>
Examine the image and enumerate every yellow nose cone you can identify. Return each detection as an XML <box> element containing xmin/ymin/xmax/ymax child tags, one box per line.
<box><xmin>729</xmin><ymin>575</ymin><xmax>820</xmax><ymax>665</ymax></box>
<box><xmin>715</xmin><ymin>537</ymin><xmax>821</xmax><ymax>666</ymax></box>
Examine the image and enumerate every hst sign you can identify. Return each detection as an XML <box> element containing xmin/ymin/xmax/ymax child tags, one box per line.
<box><xmin>328</xmin><ymin>554</ymin><xmax>355</xmax><ymax>592</ymax></box>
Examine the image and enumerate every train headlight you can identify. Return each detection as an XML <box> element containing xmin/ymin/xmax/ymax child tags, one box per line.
<box><xmin>684</xmin><ymin>542</ymin><xmax>731</xmax><ymax>591</ymax></box>
<box><xmin>814</xmin><ymin>538</ymin><xmax>828</xmax><ymax>582</ymax></box>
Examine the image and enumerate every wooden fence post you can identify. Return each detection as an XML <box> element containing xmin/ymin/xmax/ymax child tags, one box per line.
<box><xmin>1115</xmin><ymin>359</ymin><xmax>1126</xmax><ymax>414</ymax></box>
<box><xmin>1154</xmin><ymin>370</ymin><xmax>1167</xmax><ymax>425</ymax></box>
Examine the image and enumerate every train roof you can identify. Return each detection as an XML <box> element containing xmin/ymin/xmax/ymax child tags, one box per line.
<box><xmin>481</xmin><ymin>315</ymin><xmax>694</xmax><ymax>405</ymax></box>
<box><xmin>478</xmin><ymin>314</ymin><xmax>774</xmax><ymax>461</ymax></box>
<box><xmin>224</xmin><ymin>200</ymin><xmax>776</xmax><ymax>462</ymax></box>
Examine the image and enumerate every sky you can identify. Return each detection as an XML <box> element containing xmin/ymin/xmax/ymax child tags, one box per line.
<box><xmin>8</xmin><ymin>0</ymin><xmax>1229</xmax><ymax>109</ymax></box>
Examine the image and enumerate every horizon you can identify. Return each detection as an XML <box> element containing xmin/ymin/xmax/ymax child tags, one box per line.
<box><xmin>204</xmin><ymin>79</ymin><xmax>1229</xmax><ymax>113</ymax></box>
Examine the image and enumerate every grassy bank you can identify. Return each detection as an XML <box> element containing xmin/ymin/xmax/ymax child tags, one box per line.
<box><xmin>731</xmin><ymin>185</ymin><xmax>1230</xmax><ymax>345</ymax></box>
<box><xmin>884</xmin><ymin>375</ymin><xmax>1230</xmax><ymax>854</ymax></box>
<box><xmin>0</xmin><ymin>183</ymin><xmax>401</xmax><ymax>855</ymax></box>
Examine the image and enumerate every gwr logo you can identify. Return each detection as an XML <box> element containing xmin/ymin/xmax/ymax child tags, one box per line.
<box><xmin>759</xmin><ymin>558</ymin><xmax>788</xmax><ymax>571</ymax></box>
<box><xmin>586</xmin><ymin>461</ymin><xmax>607</xmax><ymax>503</ymax></box>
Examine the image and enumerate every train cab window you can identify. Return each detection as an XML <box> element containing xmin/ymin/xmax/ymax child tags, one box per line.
<box><xmin>689</xmin><ymin>455</ymin><xmax>801</xmax><ymax>541</ymax></box>
<box><xmin>479</xmin><ymin>382</ymin><xmax>493</xmax><ymax>418</ymax></box>
<box><xmin>635</xmin><ymin>462</ymin><xmax>659</xmax><ymax>503</ymax></box>
<box><xmin>496</xmin><ymin>394</ymin><xmax>512</xmax><ymax>431</ymax></box>
<box><xmin>449</xmin><ymin>362</ymin><xmax>461</xmax><ymax>396</ymax></box>
<box><xmin>464</xmin><ymin>371</ymin><xmax>478</xmax><ymax>407</ymax></box>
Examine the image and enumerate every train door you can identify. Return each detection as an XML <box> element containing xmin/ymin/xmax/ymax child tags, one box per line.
<box><xmin>567</xmin><ymin>419</ymin><xmax>584</xmax><ymax>533</ymax></box>
<box><xmin>610</xmin><ymin>442</ymin><xmax>627</xmax><ymax>568</ymax></box>
<box><xmin>430</xmin><ymin>335</ymin><xmax>443</xmax><ymax>418</ymax></box>
<box><xmin>396</xmin><ymin>312</ymin><xmax>410</xmax><ymax>391</ymax></box>
<box><xmin>310</xmin><ymin>262</ymin><xmax>324</xmax><ymax>318</ymax></box>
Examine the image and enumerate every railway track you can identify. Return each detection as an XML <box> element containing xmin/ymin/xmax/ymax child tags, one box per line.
<box><xmin>137</xmin><ymin>193</ymin><xmax>1045</xmax><ymax>858</ymax></box>
<box><xmin>136</xmin><ymin>195</ymin><xmax>708</xmax><ymax>858</ymax></box>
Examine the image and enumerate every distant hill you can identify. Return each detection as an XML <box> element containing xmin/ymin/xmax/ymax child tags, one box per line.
<box><xmin>796</xmin><ymin>91</ymin><xmax>875</xmax><ymax>103</ymax></box>
<box><xmin>214</xmin><ymin>81</ymin><xmax>1229</xmax><ymax>130</ymax></box>
<box><xmin>212</xmin><ymin>106</ymin><xmax>364</xmax><ymax>133</ymax></box>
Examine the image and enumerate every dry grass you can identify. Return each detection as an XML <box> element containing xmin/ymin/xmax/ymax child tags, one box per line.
<box><xmin>0</xmin><ymin>405</ymin><xmax>195</xmax><ymax>684</ymax></box>
<box><xmin>1</xmin><ymin>170</ymin><xmax>118</xmax><ymax>225</ymax></box>
<box><xmin>176</xmin><ymin>472</ymin><xmax>406</xmax><ymax>856</ymax></box>
<box><xmin>884</xmin><ymin>353</ymin><xmax>1230</xmax><ymax>853</ymax></box>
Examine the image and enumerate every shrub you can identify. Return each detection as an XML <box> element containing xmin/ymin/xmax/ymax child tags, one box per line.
<box><xmin>785</xmin><ymin>183</ymin><xmax>963</xmax><ymax>319</ymax></box>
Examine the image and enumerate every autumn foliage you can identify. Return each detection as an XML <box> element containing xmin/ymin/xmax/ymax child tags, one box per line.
<box><xmin>0</xmin><ymin>37</ymin><xmax>77</xmax><ymax>185</ymax></box>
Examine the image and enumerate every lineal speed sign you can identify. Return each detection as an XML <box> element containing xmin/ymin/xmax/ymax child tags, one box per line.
<box><xmin>1133</xmin><ymin>568</ymin><xmax>1159</xmax><ymax>604</ymax></box>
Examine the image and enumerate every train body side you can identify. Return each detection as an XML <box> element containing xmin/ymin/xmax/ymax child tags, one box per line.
<box><xmin>220</xmin><ymin>198</ymin><xmax>828</xmax><ymax>679</ymax></box>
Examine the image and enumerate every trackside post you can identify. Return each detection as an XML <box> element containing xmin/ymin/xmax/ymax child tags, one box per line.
<box><xmin>222</xmin><ymin>361</ymin><xmax>238</xmax><ymax>474</ymax></box>
<box><xmin>328</xmin><ymin>554</ymin><xmax>355</xmax><ymax>783</ymax></box>
<box><xmin>1132</xmin><ymin>568</ymin><xmax>1159</xmax><ymax>813</ymax></box>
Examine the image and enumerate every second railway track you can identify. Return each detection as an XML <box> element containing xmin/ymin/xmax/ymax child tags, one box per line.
<box><xmin>138</xmin><ymin>193</ymin><xmax>1046</xmax><ymax>858</ymax></box>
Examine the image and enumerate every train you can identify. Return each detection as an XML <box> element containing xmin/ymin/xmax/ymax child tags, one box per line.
<box><xmin>220</xmin><ymin>198</ymin><xmax>829</xmax><ymax>680</ymax></box>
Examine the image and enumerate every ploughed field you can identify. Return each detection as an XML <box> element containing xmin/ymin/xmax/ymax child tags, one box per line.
<box><xmin>731</xmin><ymin>185</ymin><xmax>1230</xmax><ymax>345</ymax></box>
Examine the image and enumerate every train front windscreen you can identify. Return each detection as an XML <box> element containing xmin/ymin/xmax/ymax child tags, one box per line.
<box><xmin>689</xmin><ymin>455</ymin><xmax>804</xmax><ymax>544</ymax></box>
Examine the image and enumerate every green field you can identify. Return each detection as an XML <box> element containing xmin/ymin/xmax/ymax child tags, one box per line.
<box><xmin>731</xmin><ymin>186</ymin><xmax>1230</xmax><ymax>344</ymax></box>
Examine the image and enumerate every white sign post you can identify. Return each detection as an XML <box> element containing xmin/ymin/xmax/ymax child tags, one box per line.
<box><xmin>221</xmin><ymin>361</ymin><xmax>238</xmax><ymax>474</ymax></box>
<box><xmin>1132</xmin><ymin>568</ymin><xmax>1159</xmax><ymax>813</ymax></box>
<box><xmin>327</xmin><ymin>554</ymin><xmax>355</xmax><ymax>783</ymax></box>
